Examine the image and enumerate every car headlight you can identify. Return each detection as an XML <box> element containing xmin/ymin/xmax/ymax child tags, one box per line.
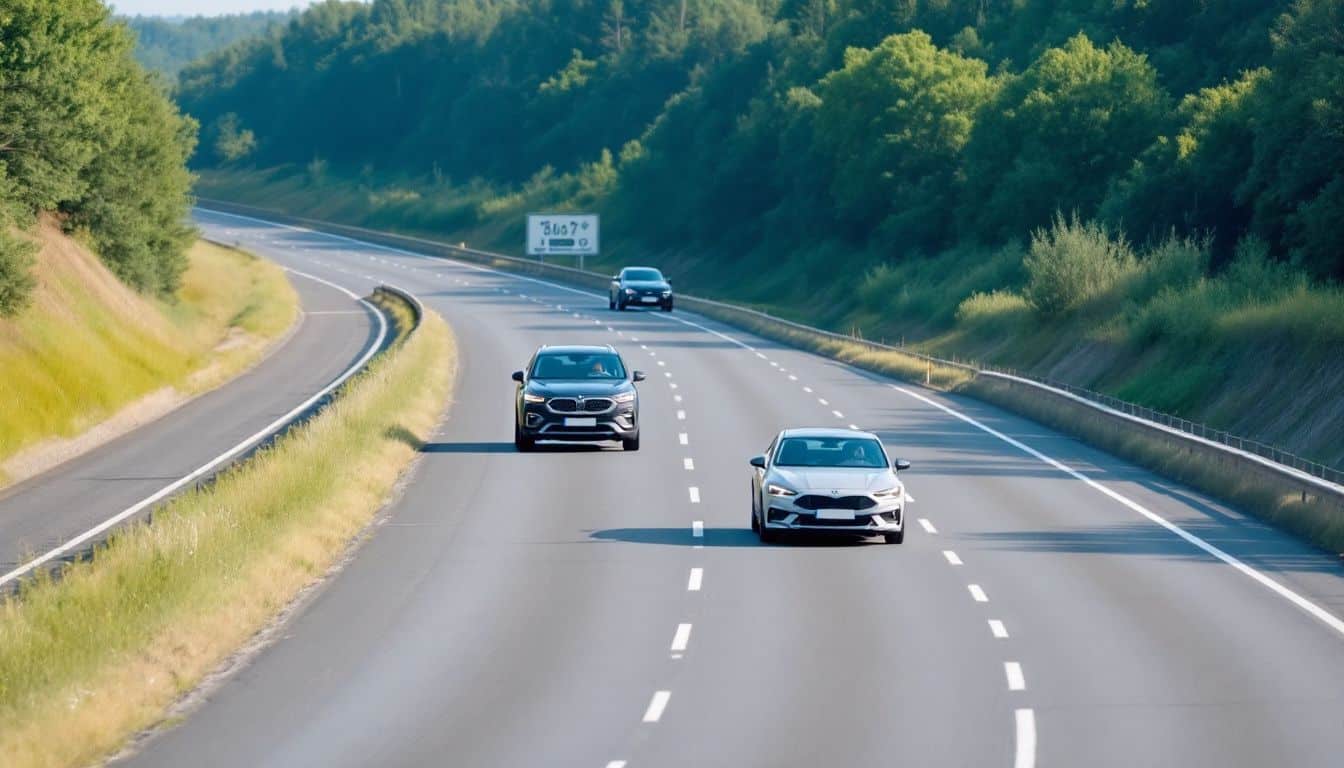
<box><xmin>661</xmin><ymin>290</ymin><xmax>672</xmax><ymax>296</ymax></box>
<box><xmin>767</xmin><ymin>483</ymin><xmax>797</xmax><ymax>498</ymax></box>
<box><xmin>873</xmin><ymin>486</ymin><xmax>903</xmax><ymax>499</ymax></box>
<box><xmin>612</xmin><ymin>391</ymin><xmax>636</xmax><ymax>403</ymax></box>
<box><xmin>624</xmin><ymin>288</ymin><xmax>635</xmax><ymax>294</ymax></box>
<box><xmin>523</xmin><ymin>393</ymin><xmax>546</xmax><ymax>403</ymax></box>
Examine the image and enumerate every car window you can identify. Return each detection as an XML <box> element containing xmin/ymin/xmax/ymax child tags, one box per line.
<box><xmin>774</xmin><ymin>437</ymin><xmax>887</xmax><ymax>468</ymax></box>
<box><xmin>622</xmin><ymin>268</ymin><xmax>663</xmax><ymax>282</ymax></box>
<box><xmin>530</xmin><ymin>352</ymin><xmax>627</xmax><ymax>380</ymax></box>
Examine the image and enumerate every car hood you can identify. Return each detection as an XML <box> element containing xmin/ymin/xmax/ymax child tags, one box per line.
<box><xmin>622</xmin><ymin>280</ymin><xmax>670</xmax><ymax>291</ymax></box>
<box><xmin>528</xmin><ymin>380</ymin><xmax>632</xmax><ymax>397</ymax></box>
<box><xmin>770</xmin><ymin>467</ymin><xmax>899</xmax><ymax>493</ymax></box>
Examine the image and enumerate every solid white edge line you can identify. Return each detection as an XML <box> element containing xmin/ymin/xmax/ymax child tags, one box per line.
<box><xmin>1005</xmin><ymin>661</ymin><xmax>1026</xmax><ymax>691</ymax></box>
<box><xmin>894</xmin><ymin>385</ymin><xmax>1344</xmax><ymax>639</ymax></box>
<box><xmin>688</xmin><ymin>567</ymin><xmax>703</xmax><ymax>591</ymax></box>
<box><xmin>642</xmin><ymin>691</ymin><xmax>671</xmax><ymax>723</ymax></box>
<box><xmin>989</xmin><ymin>619</ymin><xmax>1009</xmax><ymax>639</ymax></box>
<box><xmin>1015</xmin><ymin>709</ymin><xmax>1036</xmax><ymax>768</ymax></box>
<box><xmin>0</xmin><ymin>268</ymin><xmax>389</xmax><ymax>588</ymax></box>
<box><xmin>671</xmin><ymin>623</ymin><xmax>693</xmax><ymax>652</ymax></box>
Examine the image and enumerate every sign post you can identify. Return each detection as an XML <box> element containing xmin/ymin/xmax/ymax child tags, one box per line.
<box><xmin>527</xmin><ymin>214</ymin><xmax>599</xmax><ymax>270</ymax></box>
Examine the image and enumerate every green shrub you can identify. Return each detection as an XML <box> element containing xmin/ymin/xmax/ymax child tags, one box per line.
<box><xmin>1024</xmin><ymin>213</ymin><xmax>1138</xmax><ymax>317</ymax></box>
<box><xmin>0</xmin><ymin>232</ymin><xmax>37</xmax><ymax>318</ymax></box>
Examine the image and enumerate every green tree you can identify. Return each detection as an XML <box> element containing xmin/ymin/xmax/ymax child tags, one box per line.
<box><xmin>813</xmin><ymin>31</ymin><xmax>998</xmax><ymax>249</ymax></box>
<box><xmin>961</xmin><ymin>34</ymin><xmax>1172</xmax><ymax>241</ymax></box>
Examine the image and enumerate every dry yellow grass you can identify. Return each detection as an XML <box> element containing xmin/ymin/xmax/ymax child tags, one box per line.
<box><xmin>0</xmin><ymin>225</ymin><xmax>298</xmax><ymax>485</ymax></box>
<box><xmin>0</xmin><ymin>306</ymin><xmax>455</xmax><ymax>768</ymax></box>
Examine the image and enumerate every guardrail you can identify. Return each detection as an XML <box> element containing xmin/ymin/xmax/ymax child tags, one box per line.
<box><xmin>195</xmin><ymin>199</ymin><xmax>1344</xmax><ymax>496</ymax></box>
<box><xmin>373</xmin><ymin>284</ymin><xmax>424</xmax><ymax>334</ymax></box>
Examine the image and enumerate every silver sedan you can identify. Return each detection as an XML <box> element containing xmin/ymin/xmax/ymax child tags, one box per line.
<box><xmin>749</xmin><ymin>428</ymin><xmax>911</xmax><ymax>544</ymax></box>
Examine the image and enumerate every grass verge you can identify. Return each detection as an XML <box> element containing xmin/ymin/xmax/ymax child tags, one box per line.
<box><xmin>0</xmin><ymin>227</ymin><xmax>298</xmax><ymax>484</ymax></box>
<box><xmin>0</xmin><ymin>301</ymin><xmax>454</xmax><ymax>768</ymax></box>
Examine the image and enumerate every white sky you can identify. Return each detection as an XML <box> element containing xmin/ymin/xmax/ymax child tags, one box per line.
<box><xmin>111</xmin><ymin>0</ymin><xmax>318</xmax><ymax>17</ymax></box>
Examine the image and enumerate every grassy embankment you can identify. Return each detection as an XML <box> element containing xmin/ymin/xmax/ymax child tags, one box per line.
<box><xmin>197</xmin><ymin>167</ymin><xmax>1344</xmax><ymax>473</ymax></box>
<box><xmin>0</xmin><ymin>219</ymin><xmax>298</xmax><ymax>487</ymax></box>
<box><xmin>0</xmin><ymin>296</ymin><xmax>455</xmax><ymax>768</ymax></box>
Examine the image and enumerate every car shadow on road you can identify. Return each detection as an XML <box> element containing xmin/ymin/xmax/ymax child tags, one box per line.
<box><xmin>418</xmin><ymin>440</ymin><xmax>609</xmax><ymax>453</ymax></box>
<box><xmin>588</xmin><ymin>527</ymin><xmax>884</xmax><ymax>547</ymax></box>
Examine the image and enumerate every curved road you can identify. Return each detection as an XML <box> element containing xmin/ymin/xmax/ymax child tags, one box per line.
<box><xmin>0</xmin><ymin>265</ymin><xmax>380</xmax><ymax>582</ymax></box>
<box><xmin>123</xmin><ymin>209</ymin><xmax>1344</xmax><ymax>767</ymax></box>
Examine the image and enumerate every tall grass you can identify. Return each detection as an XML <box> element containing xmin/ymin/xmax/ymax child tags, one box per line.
<box><xmin>0</xmin><ymin>306</ymin><xmax>454</xmax><ymax>768</ymax></box>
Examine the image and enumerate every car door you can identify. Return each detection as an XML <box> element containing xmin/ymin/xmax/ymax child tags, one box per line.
<box><xmin>752</xmin><ymin>435</ymin><xmax>777</xmax><ymax>510</ymax></box>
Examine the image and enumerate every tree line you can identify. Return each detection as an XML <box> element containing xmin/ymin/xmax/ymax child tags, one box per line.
<box><xmin>124</xmin><ymin>11</ymin><xmax>296</xmax><ymax>78</ymax></box>
<box><xmin>177</xmin><ymin>0</ymin><xmax>1343</xmax><ymax>286</ymax></box>
<box><xmin>1</xmin><ymin>0</ymin><xmax>197</xmax><ymax>316</ymax></box>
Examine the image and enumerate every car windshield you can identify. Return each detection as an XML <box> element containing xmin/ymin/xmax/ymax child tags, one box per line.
<box><xmin>623</xmin><ymin>268</ymin><xmax>664</xmax><ymax>282</ymax></box>
<box><xmin>774</xmin><ymin>437</ymin><xmax>887</xmax><ymax>468</ymax></box>
<box><xmin>530</xmin><ymin>352</ymin><xmax>627</xmax><ymax>380</ymax></box>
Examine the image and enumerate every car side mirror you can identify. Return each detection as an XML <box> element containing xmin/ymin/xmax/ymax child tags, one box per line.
<box><xmin>749</xmin><ymin>455</ymin><xmax>767</xmax><ymax>469</ymax></box>
<box><xmin>611</xmin><ymin>275</ymin><xmax>620</xmax><ymax>281</ymax></box>
<box><xmin>894</xmin><ymin>459</ymin><xmax>911</xmax><ymax>471</ymax></box>
<box><xmin>632</xmin><ymin>371</ymin><xmax>646</xmax><ymax>382</ymax></box>
<box><xmin>511</xmin><ymin>370</ymin><xmax>525</xmax><ymax>383</ymax></box>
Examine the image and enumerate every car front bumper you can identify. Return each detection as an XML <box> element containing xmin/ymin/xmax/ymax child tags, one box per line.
<box><xmin>520</xmin><ymin>403</ymin><xmax>638</xmax><ymax>442</ymax></box>
<box><xmin>763</xmin><ymin>505</ymin><xmax>902</xmax><ymax>534</ymax></box>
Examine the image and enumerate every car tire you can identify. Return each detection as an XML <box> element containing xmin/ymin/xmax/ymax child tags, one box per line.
<box><xmin>750</xmin><ymin>493</ymin><xmax>760</xmax><ymax>533</ymax></box>
<box><xmin>514</xmin><ymin>422</ymin><xmax>534</xmax><ymax>453</ymax></box>
<box><xmin>617</xmin><ymin>300</ymin><xmax>627</xmax><ymax>311</ymax></box>
<box><xmin>609</xmin><ymin>297</ymin><xmax>616</xmax><ymax>310</ymax></box>
<box><xmin>759</xmin><ymin>523</ymin><xmax>779</xmax><ymax>544</ymax></box>
<box><xmin>884</xmin><ymin>530</ymin><xmax>905</xmax><ymax>544</ymax></box>
<box><xmin>622</xmin><ymin>434</ymin><xmax>640</xmax><ymax>451</ymax></box>
<box><xmin>662</xmin><ymin>300</ymin><xmax>673</xmax><ymax>312</ymax></box>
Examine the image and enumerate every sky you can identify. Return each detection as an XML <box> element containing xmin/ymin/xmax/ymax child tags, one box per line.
<box><xmin>111</xmin><ymin>0</ymin><xmax>318</xmax><ymax>16</ymax></box>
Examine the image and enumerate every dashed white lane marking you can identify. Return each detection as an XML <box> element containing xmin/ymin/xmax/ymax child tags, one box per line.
<box><xmin>679</xmin><ymin>433</ymin><xmax>689</xmax><ymax>445</ymax></box>
<box><xmin>969</xmin><ymin>584</ymin><xmax>989</xmax><ymax>602</ymax></box>
<box><xmin>664</xmin><ymin>371</ymin><xmax>672</xmax><ymax>378</ymax></box>
<box><xmin>1005</xmin><ymin>662</ymin><xmax>1026</xmax><ymax>691</ymax></box>
<box><xmin>818</xmin><ymin>398</ymin><xmax>829</xmax><ymax>406</ymax></box>
<box><xmin>943</xmin><ymin>550</ymin><xmax>963</xmax><ymax>565</ymax></box>
<box><xmin>688</xmin><ymin>568</ymin><xmax>703</xmax><ymax>591</ymax></box>
<box><xmin>848</xmin><ymin>424</ymin><xmax>860</xmax><ymax>430</ymax></box>
<box><xmin>607</xmin><ymin>761</ymin><xmax>628</xmax><ymax>768</ymax></box>
<box><xmin>769</xmin><ymin>361</ymin><xmax>779</xmax><ymax>368</ymax></box>
<box><xmin>832</xmin><ymin>410</ymin><xmax>845</xmax><ymax>419</ymax></box>
<box><xmin>1015</xmin><ymin>709</ymin><xmax>1036</xmax><ymax>768</ymax></box>
<box><xmin>631</xmin><ymin>336</ymin><xmax>639</xmax><ymax>342</ymax></box>
<box><xmin>689</xmin><ymin>487</ymin><xmax>701</xmax><ymax>504</ymax></box>
<box><xmin>989</xmin><ymin>620</ymin><xmax>1009</xmax><ymax>639</ymax></box>
<box><xmin>919</xmin><ymin>518</ymin><xmax>937</xmax><ymax>534</ymax></box>
<box><xmin>673</xmin><ymin>395</ymin><xmax>683</xmax><ymax>403</ymax></box>
<box><xmin>683</xmin><ymin>458</ymin><xmax>695</xmax><ymax>471</ymax></box>
<box><xmin>789</xmin><ymin>375</ymin><xmax>798</xmax><ymax>381</ymax></box>
<box><xmin>803</xmin><ymin>386</ymin><xmax>813</xmax><ymax>393</ymax></box>
<box><xmin>658</xmin><ymin>360</ymin><xmax>667</xmax><ymax>366</ymax></box>
<box><xmin>671</xmin><ymin>623</ymin><xmax>693</xmax><ymax>653</ymax></box>
<box><xmin>676</xmin><ymin>410</ymin><xmax>686</xmax><ymax>420</ymax></box>
<box><xmin>896</xmin><ymin>385</ymin><xmax>1344</xmax><ymax>640</ymax></box>
<box><xmin>756</xmin><ymin>352</ymin><xmax>767</xmax><ymax>360</ymax></box>
<box><xmin>642</xmin><ymin>691</ymin><xmax>671</xmax><ymax>723</ymax></box>
<box><xmin>691</xmin><ymin>520</ymin><xmax>704</xmax><ymax>537</ymax></box>
<box><xmin>905</xmin><ymin>493</ymin><xmax>916</xmax><ymax>502</ymax></box>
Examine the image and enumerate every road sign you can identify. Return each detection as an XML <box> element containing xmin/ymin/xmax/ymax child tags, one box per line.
<box><xmin>527</xmin><ymin>214</ymin><xmax>599</xmax><ymax>257</ymax></box>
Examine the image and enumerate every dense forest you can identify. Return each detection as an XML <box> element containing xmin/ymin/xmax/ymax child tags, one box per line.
<box><xmin>180</xmin><ymin>0</ymin><xmax>1343</xmax><ymax>461</ymax></box>
<box><xmin>0</xmin><ymin>0</ymin><xmax>197</xmax><ymax>317</ymax></box>
<box><xmin>124</xmin><ymin>11</ymin><xmax>296</xmax><ymax>77</ymax></box>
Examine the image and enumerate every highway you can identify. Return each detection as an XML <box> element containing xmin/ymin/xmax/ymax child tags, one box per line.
<box><xmin>0</xmin><ymin>266</ymin><xmax>381</xmax><ymax>584</ymax></box>
<box><xmin>120</xmin><ymin>209</ymin><xmax>1344</xmax><ymax>767</ymax></box>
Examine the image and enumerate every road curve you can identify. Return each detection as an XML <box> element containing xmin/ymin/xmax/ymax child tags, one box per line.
<box><xmin>121</xmin><ymin>209</ymin><xmax>1344</xmax><ymax>768</ymax></box>
<box><xmin>0</xmin><ymin>267</ymin><xmax>380</xmax><ymax>580</ymax></box>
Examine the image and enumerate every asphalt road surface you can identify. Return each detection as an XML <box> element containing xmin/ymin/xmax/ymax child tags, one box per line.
<box><xmin>0</xmin><ymin>265</ymin><xmax>380</xmax><ymax>581</ymax></box>
<box><xmin>121</xmin><ymin>209</ymin><xmax>1344</xmax><ymax>767</ymax></box>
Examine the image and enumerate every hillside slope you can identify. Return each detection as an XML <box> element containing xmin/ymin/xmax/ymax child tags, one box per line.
<box><xmin>0</xmin><ymin>219</ymin><xmax>297</xmax><ymax>486</ymax></box>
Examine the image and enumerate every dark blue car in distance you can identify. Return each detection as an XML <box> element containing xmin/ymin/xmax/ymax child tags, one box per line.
<box><xmin>609</xmin><ymin>266</ymin><xmax>673</xmax><ymax>311</ymax></box>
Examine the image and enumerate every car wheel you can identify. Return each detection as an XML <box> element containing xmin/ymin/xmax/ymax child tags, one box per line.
<box><xmin>622</xmin><ymin>434</ymin><xmax>640</xmax><ymax>451</ymax></box>
<box><xmin>617</xmin><ymin>300</ymin><xmax>627</xmax><ymax>311</ymax></box>
<box><xmin>759</xmin><ymin>523</ymin><xmax>779</xmax><ymax>544</ymax></box>
<box><xmin>609</xmin><ymin>297</ymin><xmax>616</xmax><ymax>310</ymax></box>
<box><xmin>750</xmin><ymin>493</ymin><xmax>760</xmax><ymax>533</ymax></box>
<box><xmin>514</xmin><ymin>422</ymin><xmax>534</xmax><ymax>452</ymax></box>
<box><xmin>662</xmin><ymin>299</ymin><xmax>673</xmax><ymax>312</ymax></box>
<box><xmin>884</xmin><ymin>530</ymin><xmax>905</xmax><ymax>544</ymax></box>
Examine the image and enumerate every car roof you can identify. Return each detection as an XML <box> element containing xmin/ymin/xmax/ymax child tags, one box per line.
<box><xmin>535</xmin><ymin>344</ymin><xmax>618</xmax><ymax>355</ymax></box>
<box><xmin>778</xmin><ymin>427</ymin><xmax>879</xmax><ymax>441</ymax></box>
<box><xmin>620</xmin><ymin>266</ymin><xmax>662</xmax><ymax>273</ymax></box>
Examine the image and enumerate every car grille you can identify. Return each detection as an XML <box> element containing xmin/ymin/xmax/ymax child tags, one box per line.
<box><xmin>546</xmin><ymin>397</ymin><xmax>614</xmax><ymax>414</ymax></box>
<box><xmin>800</xmin><ymin>514</ymin><xmax>869</xmax><ymax>527</ymax></box>
<box><xmin>795</xmin><ymin>494</ymin><xmax>876</xmax><ymax>511</ymax></box>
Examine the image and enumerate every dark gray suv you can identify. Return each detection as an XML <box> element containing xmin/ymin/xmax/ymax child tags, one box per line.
<box><xmin>513</xmin><ymin>345</ymin><xmax>645</xmax><ymax>451</ymax></box>
<box><xmin>609</xmin><ymin>267</ymin><xmax>673</xmax><ymax>311</ymax></box>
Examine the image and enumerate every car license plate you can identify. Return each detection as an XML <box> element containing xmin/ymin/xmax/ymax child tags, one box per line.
<box><xmin>564</xmin><ymin>417</ymin><xmax>597</xmax><ymax>427</ymax></box>
<box><xmin>641</xmin><ymin>296</ymin><xmax>659</xmax><ymax>303</ymax></box>
<box><xmin>816</xmin><ymin>509</ymin><xmax>854</xmax><ymax>521</ymax></box>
